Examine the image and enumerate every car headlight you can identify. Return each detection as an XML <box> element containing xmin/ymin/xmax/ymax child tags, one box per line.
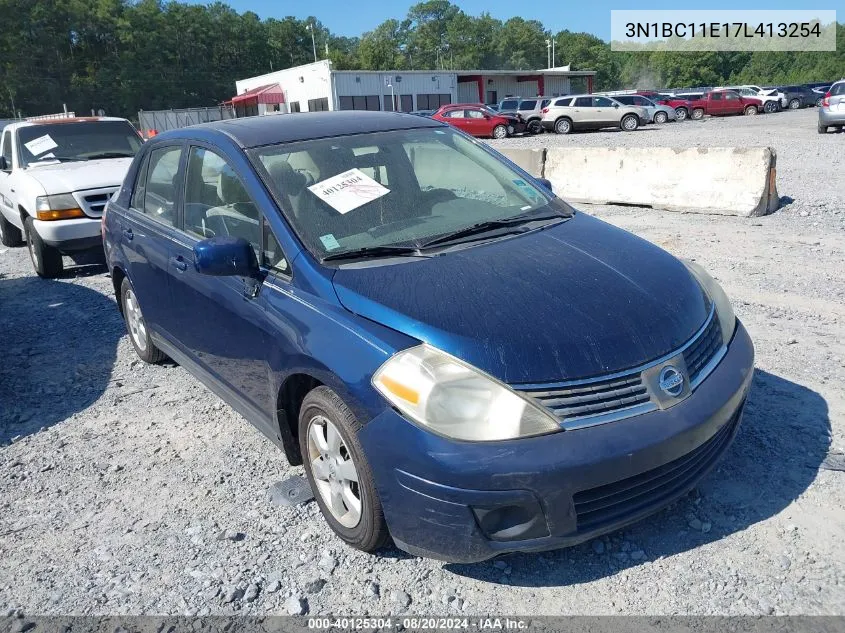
<box><xmin>35</xmin><ymin>193</ymin><xmax>85</xmax><ymax>221</ymax></box>
<box><xmin>372</xmin><ymin>344</ymin><xmax>560</xmax><ymax>441</ymax></box>
<box><xmin>683</xmin><ymin>260</ymin><xmax>737</xmax><ymax>345</ymax></box>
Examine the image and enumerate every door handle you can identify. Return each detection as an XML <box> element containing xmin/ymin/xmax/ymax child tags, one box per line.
<box><xmin>171</xmin><ymin>255</ymin><xmax>188</xmax><ymax>272</ymax></box>
<box><xmin>122</xmin><ymin>227</ymin><xmax>133</xmax><ymax>241</ymax></box>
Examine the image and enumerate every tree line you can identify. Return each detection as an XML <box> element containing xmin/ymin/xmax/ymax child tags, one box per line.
<box><xmin>0</xmin><ymin>0</ymin><xmax>842</xmax><ymax>119</ymax></box>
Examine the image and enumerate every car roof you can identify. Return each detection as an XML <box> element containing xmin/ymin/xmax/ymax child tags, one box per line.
<box><xmin>180</xmin><ymin>111</ymin><xmax>444</xmax><ymax>149</ymax></box>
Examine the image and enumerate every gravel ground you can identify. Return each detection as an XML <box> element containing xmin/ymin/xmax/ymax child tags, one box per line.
<box><xmin>1</xmin><ymin>107</ymin><xmax>844</xmax><ymax>617</ymax></box>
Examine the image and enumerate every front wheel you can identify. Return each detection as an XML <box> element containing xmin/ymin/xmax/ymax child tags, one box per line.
<box><xmin>788</xmin><ymin>98</ymin><xmax>800</xmax><ymax>110</ymax></box>
<box><xmin>691</xmin><ymin>108</ymin><xmax>705</xmax><ymax>120</ymax></box>
<box><xmin>763</xmin><ymin>101</ymin><xmax>778</xmax><ymax>113</ymax></box>
<box><xmin>491</xmin><ymin>124</ymin><xmax>508</xmax><ymax>139</ymax></box>
<box><xmin>24</xmin><ymin>216</ymin><xmax>63</xmax><ymax>278</ymax></box>
<box><xmin>0</xmin><ymin>214</ymin><xmax>23</xmax><ymax>247</ymax></box>
<box><xmin>654</xmin><ymin>111</ymin><xmax>668</xmax><ymax>124</ymax></box>
<box><xmin>300</xmin><ymin>386</ymin><xmax>389</xmax><ymax>553</ymax></box>
<box><xmin>675</xmin><ymin>107</ymin><xmax>688</xmax><ymax>121</ymax></box>
<box><xmin>620</xmin><ymin>114</ymin><xmax>639</xmax><ymax>131</ymax></box>
<box><xmin>816</xmin><ymin>97</ymin><xmax>824</xmax><ymax>107</ymax></box>
<box><xmin>527</xmin><ymin>119</ymin><xmax>542</xmax><ymax>134</ymax></box>
<box><xmin>744</xmin><ymin>105</ymin><xmax>759</xmax><ymax>116</ymax></box>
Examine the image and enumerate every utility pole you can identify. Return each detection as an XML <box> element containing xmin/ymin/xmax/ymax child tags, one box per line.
<box><xmin>545</xmin><ymin>39</ymin><xmax>551</xmax><ymax>69</ymax></box>
<box><xmin>306</xmin><ymin>22</ymin><xmax>317</xmax><ymax>63</ymax></box>
<box><xmin>551</xmin><ymin>38</ymin><xmax>556</xmax><ymax>68</ymax></box>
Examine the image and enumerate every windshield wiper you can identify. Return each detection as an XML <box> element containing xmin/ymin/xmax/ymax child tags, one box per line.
<box><xmin>419</xmin><ymin>212</ymin><xmax>564</xmax><ymax>249</ymax></box>
<box><xmin>85</xmin><ymin>151</ymin><xmax>136</xmax><ymax>159</ymax></box>
<box><xmin>31</xmin><ymin>156</ymin><xmax>88</xmax><ymax>163</ymax></box>
<box><xmin>321</xmin><ymin>245</ymin><xmax>430</xmax><ymax>262</ymax></box>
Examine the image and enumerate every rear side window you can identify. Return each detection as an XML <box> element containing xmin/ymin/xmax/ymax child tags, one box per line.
<box><xmin>500</xmin><ymin>99</ymin><xmax>519</xmax><ymax>110</ymax></box>
<box><xmin>830</xmin><ymin>83</ymin><xmax>845</xmax><ymax>96</ymax></box>
<box><xmin>1</xmin><ymin>130</ymin><xmax>12</xmax><ymax>167</ymax></box>
<box><xmin>554</xmin><ymin>98</ymin><xmax>572</xmax><ymax>107</ymax></box>
<box><xmin>519</xmin><ymin>100</ymin><xmax>537</xmax><ymax>109</ymax></box>
<box><xmin>140</xmin><ymin>146</ymin><xmax>182</xmax><ymax>227</ymax></box>
<box><xmin>540</xmin><ymin>99</ymin><xmax>550</xmax><ymax>108</ymax></box>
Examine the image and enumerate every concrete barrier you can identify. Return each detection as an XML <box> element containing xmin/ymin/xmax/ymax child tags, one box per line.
<box><xmin>498</xmin><ymin>146</ymin><xmax>779</xmax><ymax>217</ymax></box>
<box><xmin>495</xmin><ymin>148</ymin><xmax>545</xmax><ymax>178</ymax></box>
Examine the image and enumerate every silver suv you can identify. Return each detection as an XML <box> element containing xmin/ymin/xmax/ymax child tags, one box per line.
<box><xmin>540</xmin><ymin>95</ymin><xmax>648</xmax><ymax>134</ymax></box>
<box><xmin>498</xmin><ymin>97</ymin><xmax>552</xmax><ymax>134</ymax></box>
<box><xmin>819</xmin><ymin>80</ymin><xmax>845</xmax><ymax>133</ymax></box>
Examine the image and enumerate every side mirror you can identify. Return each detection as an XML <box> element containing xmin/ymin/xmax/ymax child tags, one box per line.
<box><xmin>194</xmin><ymin>236</ymin><xmax>259</xmax><ymax>278</ymax></box>
<box><xmin>0</xmin><ymin>156</ymin><xmax>8</xmax><ymax>171</ymax></box>
<box><xmin>614</xmin><ymin>103</ymin><xmax>620</xmax><ymax>108</ymax></box>
<box><xmin>483</xmin><ymin>114</ymin><xmax>491</xmax><ymax>119</ymax></box>
<box><xmin>537</xmin><ymin>177</ymin><xmax>554</xmax><ymax>193</ymax></box>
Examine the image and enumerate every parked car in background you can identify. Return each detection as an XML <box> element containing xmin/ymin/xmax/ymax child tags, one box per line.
<box><xmin>498</xmin><ymin>97</ymin><xmax>552</xmax><ymax>134</ymax></box>
<box><xmin>104</xmin><ymin>111</ymin><xmax>753</xmax><ymax>562</ymax></box>
<box><xmin>717</xmin><ymin>87</ymin><xmax>782</xmax><ymax>113</ymax></box>
<box><xmin>0</xmin><ymin>116</ymin><xmax>142</xmax><ymax>277</ymax></box>
<box><xmin>811</xmin><ymin>86</ymin><xmax>831</xmax><ymax>107</ymax></box>
<box><xmin>818</xmin><ymin>80</ymin><xmax>845</xmax><ymax>133</ymax></box>
<box><xmin>541</xmin><ymin>95</ymin><xmax>647</xmax><ymax>134</ymax></box>
<box><xmin>409</xmin><ymin>110</ymin><xmax>435</xmax><ymax>117</ymax></box>
<box><xmin>612</xmin><ymin>94</ymin><xmax>676</xmax><ymax>124</ymax></box>
<box><xmin>687</xmin><ymin>91</ymin><xmax>763</xmax><ymax>120</ymax></box>
<box><xmin>775</xmin><ymin>86</ymin><xmax>817</xmax><ymax>109</ymax></box>
<box><xmin>634</xmin><ymin>92</ymin><xmax>695</xmax><ymax>121</ymax></box>
<box><xmin>497</xmin><ymin>97</ymin><xmax>521</xmax><ymax>113</ymax></box>
<box><xmin>432</xmin><ymin>103</ymin><xmax>526</xmax><ymax>138</ymax></box>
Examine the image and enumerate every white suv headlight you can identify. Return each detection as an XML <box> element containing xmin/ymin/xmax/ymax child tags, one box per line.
<box><xmin>372</xmin><ymin>344</ymin><xmax>560</xmax><ymax>442</ymax></box>
<box><xmin>683</xmin><ymin>260</ymin><xmax>737</xmax><ymax>345</ymax></box>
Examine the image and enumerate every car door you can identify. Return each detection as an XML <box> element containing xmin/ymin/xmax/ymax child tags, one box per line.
<box><xmin>593</xmin><ymin>96</ymin><xmax>618</xmax><ymax>126</ymax></box>
<box><xmin>723</xmin><ymin>92</ymin><xmax>742</xmax><ymax>114</ymax></box>
<box><xmin>708</xmin><ymin>92</ymin><xmax>724</xmax><ymax>115</ymax></box>
<box><xmin>166</xmin><ymin>143</ymin><xmax>276</xmax><ymax>416</ymax></box>
<box><xmin>118</xmin><ymin>142</ymin><xmax>186</xmax><ymax>338</ymax></box>
<box><xmin>465</xmin><ymin>108</ymin><xmax>490</xmax><ymax>136</ymax></box>
<box><xmin>0</xmin><ymin>129</ymin><xmax>17</xmax><ymax>228</ymax></box>
<box><xmin>572</xmin><ymin>96</ymin><xmax>594</xmax><ymax>127</ymax></box>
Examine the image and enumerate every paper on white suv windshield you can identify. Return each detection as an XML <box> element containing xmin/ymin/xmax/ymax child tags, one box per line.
<box><xmin>308</xmin><ymin>168</ymin><xmax>389</xmax><ymax>214</ymax></box>
<box><xmin>24</xmin><ymin>134</ymin><xmax>59</xmax><ymax>156</ymax></box>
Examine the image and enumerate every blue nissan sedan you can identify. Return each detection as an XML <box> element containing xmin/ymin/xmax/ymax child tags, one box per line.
<box><xmin>103</xmin><ymin>111</ymin><xmax>754</xmax><ymax>563</ymax></box>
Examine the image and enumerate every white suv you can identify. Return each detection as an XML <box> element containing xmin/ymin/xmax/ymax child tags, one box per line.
<box><xmin>0</xmin><ymin>117</ymin><xmax>141</xmax><ymax>277</ymax></box>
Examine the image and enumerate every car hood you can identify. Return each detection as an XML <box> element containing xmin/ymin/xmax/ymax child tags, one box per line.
<box><xmin>331</xmin><ymin>213</ymin><xmax>710</xmax><ymax>384</ymax></box>
<box><xmin>25</xmin><ymin>157</ymin><xmax>133</xmax><ymax>193</ymax></box>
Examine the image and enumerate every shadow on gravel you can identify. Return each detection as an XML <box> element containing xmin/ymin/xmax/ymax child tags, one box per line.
<box><xmin>445</xmin><ymin>369</ymin><xmax>830</xmax><ymax>585</ymax></box>
<box><xmin>0</xmin><ymin>274</ymin><xmax>122</xmax><ymax>444</ymax></box>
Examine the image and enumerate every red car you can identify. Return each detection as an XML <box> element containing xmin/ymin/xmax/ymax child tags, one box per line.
<box><xmin>686</xmin><ymin>90</ymin><xmax>763</xmax><ymax>119</ymax></box>
<box><xmin>431</xmin><ymin>103</ymin><xmax>525</xmax><ymax>139</ymax></box>
<box><xmin>635</xmin><ymin>91</ymin><xmax>695</xmax><ymax>121</ymax></box>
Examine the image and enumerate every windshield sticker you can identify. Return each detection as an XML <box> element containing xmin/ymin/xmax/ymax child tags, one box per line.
<box><xmin>308</xmin><ymin>168</ymin><xmax>390</xmax><ymax>215</ymax></box>
<box><xmin>513</xmin><ymin>179</ymin><xmax>544</xmax><ymax>203</ymax></box>
<box><xmin>319</xmin><ymin>234</ymin><xmax>341</xmax><ymax>251</ymax></box>
<box><xmin>24</xmin><ymin>134</ymin><xmax>59</xmax><ymax>156</ymax></box>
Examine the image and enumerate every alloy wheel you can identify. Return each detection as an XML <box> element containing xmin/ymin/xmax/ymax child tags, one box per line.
<box><xmin>124</xmin><ymin>288</ymin><xmax>148</xmax><ymax>352</ymax></box>
<box><xmin>622</xmin><ymin>116</ymin><xmax>637</xmax><ymax>131</ymax></box>
<box><xmin>307</xmin><ymin>415</ymin><xmax>362</xmax><ymax>528</ymax></box>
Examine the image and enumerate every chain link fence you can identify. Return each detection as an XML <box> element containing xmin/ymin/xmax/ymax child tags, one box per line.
<box><xmin>137</xmin><ymin>106</ymin><xmax>235</xmax><ymax>137</ymax></box>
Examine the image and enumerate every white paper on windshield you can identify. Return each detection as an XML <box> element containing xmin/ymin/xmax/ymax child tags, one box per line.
<box><xmin>308</xmin><ymin>168</ymin><xmax>390</xmax><ymax>215</ymax></box>
<box><xmin>24</xmin><ymin>134</ymin><xmax>59</xmax><ymax>156</ymax></box>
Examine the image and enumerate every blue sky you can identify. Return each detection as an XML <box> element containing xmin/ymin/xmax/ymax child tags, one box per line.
<box><xmin>215</xmin><ymin>1</ymin><xmax>841</xmax><ymax>40</ymax></box>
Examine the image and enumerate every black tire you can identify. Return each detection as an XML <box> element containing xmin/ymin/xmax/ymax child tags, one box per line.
<box><xmin>788</xmin><ymin>98</ymin><xmax>800</xmax><ymax>110</ymax></box>
<box><xmin>299</xmin><ymin>386</ymin><xmax>389</xmax><ymax>553</ymax></box>
<box><xmin>763</xmin><ymin>101</ymin><xmax>777</xmax><ymax>113</ymax></box>
<box><xmin>675</xmin><ymin>107</ymin><xmax>688</xmax><ymax>121</ymax></box>
<box><xmin>0</xmin><ymin>214</ymin><xmax>23</xmax><ymax>247</ymax></box>
<box><xmin>24</xmin><ymin>216</ymin><xmax>63</xmax><ymax>278</ymax></box>
<box><xmin>818</xmin><ymin>124</ymin><xmax>828</xmax><ymax>134</ymax></box>
<box><xmin>692</xmin><ymin>108</ymin><xmax>705</xmax><ymax>120</ymax></box>
<box><xmin>744</xmin><ymin>105</ymin><xmax>758</xmax><ymax>116</ymax></box>
<box><xmin>554</xmin><ymin>117</ymin><xmax>572</xmax><ymax>134</ymax></box>
<box><xmin>816</xmin><ymin>97</ymin><xmax>824</xmax><ymax>107</ymax></box>
<box><xmin>120</xmin><ymin>277</ymin><xmax>166</xmax><ymax>364</ymax></box>
<box><xmin>654</xmin><ymin>111</ymin><xmax>668</xmax><ymax>124</ymax></box>
<box><xmin>620</xmin><ymin>114</ymin><xmax>639</xmax><ymax>131</ymax></box>
<box><xmin>491</xmin><ymin>124</ymin><xmax>508</xmax><ymax>139</ymax></box>
<box><xmin>527</xmin><ymin>119</ymin><xmax>542</xmax><ymax>134</ymax></box>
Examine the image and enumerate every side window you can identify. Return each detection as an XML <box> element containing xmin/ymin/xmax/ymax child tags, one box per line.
<box><xmin>554</xmin><ymin>98</ymin><xmax>571</xmax><ymax>107</ymax></box>
<box><xmin>594</xmin><ymin>97</ymin><xmax>615</xmax><ymax>107</ymax></box>
<box><xmin>725</xmin><ymin>93</ymin><xmax>739</xmax><ymax>101</ymax></box>
<box><xmin>262</xmin><ymin>218</ymin><xmax>290</xmax><ymax>277</ymax></box>
<box><xmin>519</xmin><ymin>100</ymin><xmax>537</xmax><ymax>110</ymax></box>
<box><xmin>1</xmin><ymin>131</ymin><xmax>12</xmax><ymax>167</ymax></box>
<box><xmin>183</xmin><ymin>146</ymin><xmax>260</xmax><ymax>255</ymax></box>
<box><xmin>130</xmin><ymin>151</ymin><xmax>150</xmax><ymax>210</ymax></box>
<box><xmin>574</xmin><ymin>97</ymin><xmax>592</xmax><ymax>107</ymax></box>
<box><xmin>710</xmin><ymin>93</ymin><xmax>722</xmax><ymax>101</ymax></box>
<box><xmin>142</xmin><ymin>146</ymin><xmax>182</xmax><ymax>227</ymax></box>
<box><xmin>466</xmin><ymin>109</ymin><xmax>485</xmax><ymax>119</ymax></box>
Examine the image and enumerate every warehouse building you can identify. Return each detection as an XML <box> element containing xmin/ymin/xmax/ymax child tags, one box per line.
<box><xmin>229</xmin><ymin>60</ymin><xmax>596</xmax><ymax>116</ymax></box>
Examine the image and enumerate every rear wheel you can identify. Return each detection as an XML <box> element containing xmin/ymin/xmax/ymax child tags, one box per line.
<box><xmin>527</xmin><ymin>119</ymin><xmax>542</xmax><ymax>134</ymax></box>
<box><xmin>24</xmin><ymin>216</ymin><xmax>63</xmax><ymax>278</ymax></box>
<box><xmin>121</xmin><ymin>278</ymin><xmax>166</xmax><ymax>364</ymax></box>
<box><xmin>0</xmin><ymin>214</ymin><xmax>23</xmax><ymax>247</ymax></box>
<box><xmin>816</xmin><ymin>97</ymin><xmax>824</xmax><ymax>107</ymax></box>
<box><xmin>763</xmin><ymin>101</ymin><xmax>778</xmax><ymax>113</ymax></box>
<box><xmin>620</xmin><ymin>114</ymin><xmax>639</xmax><ymax>131</ymax></box>
<box><xmin>744</xmin><ymin>105</ymin><xmax>759</xmax><ymax>116</ymax></box>
<box><xmin>300</xmin><ymin>386</ymin><xmax>389</xmax><ymax>553</ymax></box>
<box><xmin>492</xmin><ymin>124</ymin><xmax>508</xmax><ymax>139</ymax></box>
<box><xmin>675</xmin><ymin>107</ymin><xmax>688</xmax><ymax>121</ymax></box>
<box><xmin>554</xmin><ymin>117</ymin><xmax>572</xmax><ymax>134</ymax></box>
<box><xmin>691</xmin><ymin>108</ymin><xmax>705</xmax><ymax>120</ymax></box>
<box><xmin>818</xmin><ymin>124</ymin><xmax>828</xmax><ymax>134</ymax></box>
<box><xmin>654</xmin><ymin>111</ymin><xmax>668</xmax><ymax>124</ymax></box>
<box><xmin>788</xmin><ymin>98</ymin><xmax>800</xmax><ymax>110</ymax></box>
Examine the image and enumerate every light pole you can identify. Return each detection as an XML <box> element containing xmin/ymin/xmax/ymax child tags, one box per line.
<box><xmin>551</xmin><ymin>37</ymin><xmax>556</xmax><ymax>68</ymax></box>
<box><xmin>545</xmin><ymin>39</ymin><xmax>551</xmax><ymax>69</ymax></box>
<box><xmin>306</xmin><ymin>23</ymin><xmax>317</xmax><ymax>63</ymax></box>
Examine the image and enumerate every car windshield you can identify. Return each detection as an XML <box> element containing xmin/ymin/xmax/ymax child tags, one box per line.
<box><xmin>249</xmin><ymin>127</ymin><xmax>568</xmax><ymax>260</ymax></box>
<box><xmin>18</xmin><ymin>121</ymin><xmax>142</xmax><ymax>166</ymax></box>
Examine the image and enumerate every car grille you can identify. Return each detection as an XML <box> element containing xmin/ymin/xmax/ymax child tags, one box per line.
<box><xmin>513</xmin><ymin>305</ymin><xmax>726</xmax><ymax>429</ymax></box>
<box><xmin>74</xmin><ymin>188</ymin><xmax>118</xmax><ymax>218</ymax></box>
<box><xmin>572</xmin><ymin>403</ymin><xmax>743</xmax><ymax>531</ymax></box>
<box><xmin>684</xmin><ymin>316</ymin><xmax>723</xmax><ymax>386</ymax></box>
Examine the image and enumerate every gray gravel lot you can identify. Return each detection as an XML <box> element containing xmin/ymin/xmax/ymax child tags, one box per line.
<box><xmin>1</xmin><ymin>107</ymin><xmax>844</xmax><ymax>617</ymax></box>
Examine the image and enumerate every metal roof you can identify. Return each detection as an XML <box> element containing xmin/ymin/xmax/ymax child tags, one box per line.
<box><xmin>333</xmin><ymin>69</ymin><xmax>596</xmax><ymax>77</ymax></box>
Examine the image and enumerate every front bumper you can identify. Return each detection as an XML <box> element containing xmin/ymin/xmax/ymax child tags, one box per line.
<box><xmin>359</xmin><ymin>321</ymin><xmax>754</xmax><ymax>563</ymax></box>
<box><xmin>34</xmin><ymin>217</ymin><xmax>102</xmax><ymax>252</ymax></box>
